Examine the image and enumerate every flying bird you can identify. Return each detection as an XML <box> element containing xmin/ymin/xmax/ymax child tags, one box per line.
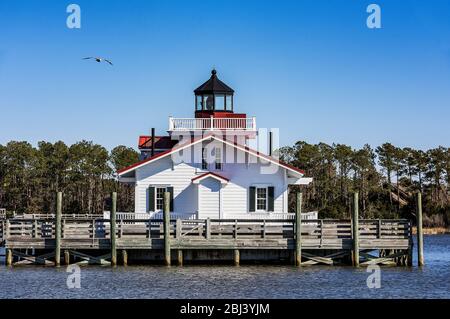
<box><xmin>83</xmin><ymin>57</ymin><xmax>113</xmax><ymax>65</ymax></box>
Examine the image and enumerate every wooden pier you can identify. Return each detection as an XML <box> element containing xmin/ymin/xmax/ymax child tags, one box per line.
<box><xmin>0</xmin><ymin>192</ymin><xmax>419</xmax><ymax>267</ymax></box>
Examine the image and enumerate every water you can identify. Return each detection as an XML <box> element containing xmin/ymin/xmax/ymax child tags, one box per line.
<box><xmin>0</xmin><ymin>235</ymin><xmax>449</xmax><ymax>299</ymax></box>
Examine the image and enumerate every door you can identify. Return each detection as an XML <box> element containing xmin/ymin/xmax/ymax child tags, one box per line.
<box><xmin>198</xmin><ymin>178</ymin><xmax>221</xmax><ymax>219</ymax></box>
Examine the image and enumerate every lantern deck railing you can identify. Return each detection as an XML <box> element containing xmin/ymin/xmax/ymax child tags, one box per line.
<box><xmin>168</xmin><ymin>117</ymin><xmax>256</xmax><ymax>131</ymax></box>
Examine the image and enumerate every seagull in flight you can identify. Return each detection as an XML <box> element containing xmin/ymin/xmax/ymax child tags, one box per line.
<box><xmin>83</xmin><ymin>57</ymin><xmax>113</xmax><ymax>65</ymax></box>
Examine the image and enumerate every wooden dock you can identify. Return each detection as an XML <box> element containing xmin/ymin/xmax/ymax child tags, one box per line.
<box><xmin>0</xmin><ymin>217</ymin><xmax>413</xmax><ymax>266</ymax></box>
<box><xmin>0</xmin><ymin>192</ymin><xmax>419</xmax><ymax>267</ymax></box>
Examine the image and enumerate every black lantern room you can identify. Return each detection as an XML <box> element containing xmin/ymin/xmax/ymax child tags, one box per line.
<box><xmin>194</xmin><ymin>69</ymin><xmax>234</xmax><ymax>113</ymax></box>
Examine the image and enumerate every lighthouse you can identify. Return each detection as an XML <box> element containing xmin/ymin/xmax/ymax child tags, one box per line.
<box><xmin>119</xmin><ymin>69</ymin><xmax>312</xmax><ymax>220</ymax></box>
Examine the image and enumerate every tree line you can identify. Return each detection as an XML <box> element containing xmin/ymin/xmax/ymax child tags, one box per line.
<box><xmin>280</xmin><ymin>142</ymin><xmax>450</xmax><ymax>227</ymax></box>
<box><xmin>0</xmin><ymin>141</ymin><xmax>139</xmax><ymax>215</ymax></box>
<box><xmin>1</xmin><ymin>140</ymin><xmax>449</xmax><ymax>227</ymax></box>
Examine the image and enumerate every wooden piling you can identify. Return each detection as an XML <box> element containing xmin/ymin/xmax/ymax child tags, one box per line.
<box><xmin>352</xmin><ymin>192</ymin><xmax>359</xmax><ymax>267</ymax></box>
<box><xmin>177</xmin><ymin>250</ymin><xmax>183</xmax><ymax>266</ymax></box>
<box><xmin>206</xmin><ymin>218</ymin><xmax>211</xmax><ymax>240</ymax></box>
<box><xmin>234</xmin><ymin>249</ymin><xmax>240</xmax><ymax>266</ymax></box>
<box><xmin>417</xmin><ymin>192</ymin><xmax>424</xmax><ymax>266</ymax></box>
<box><xmin>55</xmin><ymin>192</ymin><xmax>62</xmax><ymax>267</ymax></box>
<box><xmin>6</xmin><ymin>248</ymin><xmax>12</xmax><ymax>266</ymax></box>
<box><xmin>111</xmin><ymin>192</ymin><xmax>117</xmax><ymax>266</ymax></box>
<box><xmin>64</xmin><ymin>250</ymin><xmax>70</xmax><ymax>266</ymax></box>
<box><xmin>164</xmin><ymin>191</ymin><xmax>171</xmax><ymax>266</ymax></box>
<box><xmin>295</xmin><ymin>192</ymin><xmax>302</xmax><ymax>266</ymax></box>
<box><xmin>122</xmin><ymin>250</ymin><xmax>128</xmax><ymax>266</ymax></box>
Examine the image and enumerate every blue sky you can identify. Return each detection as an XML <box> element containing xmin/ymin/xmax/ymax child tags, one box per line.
<box><xmin>0</xmin><ymin>0</ymin><xmax>449</xmax><ymax>151</ymax></box>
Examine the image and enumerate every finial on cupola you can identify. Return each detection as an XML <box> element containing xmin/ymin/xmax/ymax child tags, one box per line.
<box><xmin>211</xmin><ymin>68</ymin><xmax>217</xmax><ymax>76</ymax></box>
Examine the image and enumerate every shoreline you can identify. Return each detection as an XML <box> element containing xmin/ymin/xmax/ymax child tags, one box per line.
<box><xmin>412</xmin><ymin>227</ymin><xmax>450</xmax><ymax>235</ymax></box>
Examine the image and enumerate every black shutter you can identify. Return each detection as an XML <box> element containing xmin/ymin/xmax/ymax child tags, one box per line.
<box><xmin>167</xmin><ymin>187</ymin><xmax>174</xmax><ymax>212</ymax></box>
<box><xmin>268</xmin><ymin>186</ymin><xmax>275</xmax><ymax>212</ymax></box>
<box><xmin>148</xmin><ymin>187</ymin><xmax>155</xmax><ymax>212</ymax></box>
<box><xmin>249</xmin><ymin>186</ymin><xmax>256</xmax><ymax>212</ymax></box>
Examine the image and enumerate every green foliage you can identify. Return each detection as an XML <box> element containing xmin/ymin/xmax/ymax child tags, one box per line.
<box><xmin>280</xmin><ymin>141</ymin><xmax>450</xmax><ymax>225</ymax></box>
<box><xmin>0</xmin><ymin>140</ymin><xmax>139</xmax><ymax>214</ymax></box>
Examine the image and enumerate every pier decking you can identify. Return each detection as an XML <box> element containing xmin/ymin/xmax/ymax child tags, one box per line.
<box><xmin>0</xmin><ymin>191</ymin><xmax>420</xmax><ymax>267</ymax></box>
<box><xmin>0</xmin><ymin>216</ymin><xmax>413</xmax><ymax>266</ymax></box>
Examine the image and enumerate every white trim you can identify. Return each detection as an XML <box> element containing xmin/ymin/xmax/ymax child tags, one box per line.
<box><xmin>255</xmin><ymin>186</ymin><xmax>269</xmax><ymax>212</ymax></box>
<box><xmin>288</xmin><ymin>177</ymin><xmax>313</xmax><ymax>185</ymax></box>
<box><xmin>192</xmin><ymin>173</ymin><xmax>229</xmax><ymax>185</ymax></box>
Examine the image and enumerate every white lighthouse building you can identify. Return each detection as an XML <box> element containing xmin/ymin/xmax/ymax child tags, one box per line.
<box><xmin>117</xmin><ymin>70</ymin><xmax>313</xmax><ymax>220</ymax></box>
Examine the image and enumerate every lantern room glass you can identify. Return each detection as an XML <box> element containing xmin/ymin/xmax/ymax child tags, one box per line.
<box><xmin>195</xmin><ymin>93</ymin><xmax>234</xmax><ymax>111</ymax></box>
<box><xmin>203</xmin><ymin>95</ymin><xmax>214</xmax><ymax>111</ymax></box>
<box><xmin>196</xmin><ymin>95</ymin><xmax>203</xmax><ymax>111</ymax></box>
<box><xmin>215</xmin><ymin>94</ymin><xmax>225</xmax><ymax>111</ymax></box>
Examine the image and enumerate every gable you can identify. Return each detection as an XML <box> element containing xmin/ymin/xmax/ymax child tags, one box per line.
<box><xmin>118</xmin><ymin>134</ymin><xmax>305</xmax><ymax>179</ymax></box>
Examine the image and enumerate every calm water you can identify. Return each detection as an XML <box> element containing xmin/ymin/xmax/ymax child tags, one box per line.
<box><xmin>0</xmin><ymin>235</ymin><xmax>449</xmax><ymax>299</ymax></box>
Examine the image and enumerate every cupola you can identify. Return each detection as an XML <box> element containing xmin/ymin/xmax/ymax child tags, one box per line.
<box><xmin>194</xmin><ymin>69</ymin><xmax>234</xmax><ymax>113</ymax></box>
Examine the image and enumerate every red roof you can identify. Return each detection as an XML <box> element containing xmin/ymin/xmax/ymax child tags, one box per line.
<box><xmin>138</xmin><ymin>135</ymin><xmax>178</xmax><ymax>150</ymax></box>
<box><xmin>118</xmin><ymin>134</ymin><xmax>306</xmax><ymax>176</ymax></box>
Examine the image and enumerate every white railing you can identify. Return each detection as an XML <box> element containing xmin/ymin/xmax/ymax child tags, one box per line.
<box><xmin>103</xmin><ymin>211</ymin><xmax>317</xmax><ymax>220</ymax></box>
<box><xmin>232</xmin><ymin>211</ymin><xmax>318</xmax><ymax>220</ymax></box>
<box><xmin>168</xmin><ymin>117</ymin><xmax>256</xmax><ymax>131</ymax></box>
<box><xmin>103</xmin><ymin>211</ymin><xmax>198</xmax><ymax>220</ymax></box>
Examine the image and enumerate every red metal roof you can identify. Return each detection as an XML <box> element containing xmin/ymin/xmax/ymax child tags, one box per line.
<box><xmin>138</xmin><ymin>135</ymin><xmax>178</xmax><ymax>150</ymax></box>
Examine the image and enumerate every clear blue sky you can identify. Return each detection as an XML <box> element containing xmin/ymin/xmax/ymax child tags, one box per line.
<box><xmin>0</xmin><ymin>0</ymin><xmax>449</xmax><ymax>151</ymax></box>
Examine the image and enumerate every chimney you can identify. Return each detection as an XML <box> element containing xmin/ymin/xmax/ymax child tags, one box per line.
<box><xmin>269</xmin><ymin>131</ymin><xmax>273</xmax><ymax>156</ymax></box>
<box><xmin>151</xmin><ymin>128</ymin><xmax>155</xmax><ymax>157</ymax></box>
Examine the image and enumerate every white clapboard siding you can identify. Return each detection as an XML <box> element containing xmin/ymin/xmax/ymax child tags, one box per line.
<box><xmin>133</xmin><ymin>140</ymin><xmax>290</xmax><ymax>218</ymax></box>
<box><xmin>198</xmin><ymin>178</ymin><xmax>221</xmax><ymax>219</ymax></box>
<box><xmin>135</xmin><ymin>157</ymin><xmax>198</xmax><ymax>215</ymax></box>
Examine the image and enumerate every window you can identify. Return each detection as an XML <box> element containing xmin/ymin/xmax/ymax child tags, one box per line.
<box><xmin>215</xmin><ymin>147</ymin><xmax>222</xmax><ymax>170</ymax></box>
<box><xmin>196</xmin><ymin>95</ymin><xmax>203</xmax><ymax>111</ymax></box>
<box><xmin>203</xmin><ymin>95</ymin><xmax>214</xmax><ymax>110</ymax></box>
<box><xmin>256</xmin><ymin>187</ymin><xmax>267</xmax><ymax>211</ymax></box>
<box><xmin>202</xmin><ymin>148</ymin><xmax>208</xmax><ymax>170</ymax></box>
<box><xmin>156</xmin><ymin>187</ymin><xmax>166</xmax><ymax>210</ymax></box>
<box><xmin>149</xmin><ymin>186</ymin><xmax>174</xmax><ymax>212</ymax></box>
<box><xmin>225</xmin><ymin>95</ymin><xmax>233</xmax><ymax>111</ymax></box>
<box><xmin>215</xmin><ymin>94</ymin><xmax>225</xmax><ymax>110</ymax></box>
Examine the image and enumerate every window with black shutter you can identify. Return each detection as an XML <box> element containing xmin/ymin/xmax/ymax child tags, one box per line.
<box><xmin>149</xmin><ymin>186</ymin><xmax>174</xmax><ymax>212</ymax></box>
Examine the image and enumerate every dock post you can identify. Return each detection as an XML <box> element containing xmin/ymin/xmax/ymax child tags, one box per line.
<box><xmin>111</xmin><ymin>192</ymin><xmax>117</xmax><ymax>266</ymax></box>
<box><xmin>234</xmin><ymin>249</ymin><xmax>240</xmax><ymax>266</ymax></box>
<box><xmin>352</xmin><ymin>192</ymin><xmax>359</xmax><ymax>267</ymax></box>
<box><xmin>55</xmin><ymin>191</ymin><xmax>62</xmax><ymax>267</ymax></box>
<box><xmin>177</xmin><ymin>250</ymin><xmax>183</xmax><ymax>266</ymax></box>
<box><xmin>164</xmin><ymin>191</ymin><xmax>171</xmax><ymax>266</ymax></box>
<box><xmin>416</xmin><ymin>192</ymin><xmax>424</xmax><ymax>266</ymax></box>
<box><xmin>122</xmin><ymin>250</ymin><xmax>128</xmax><ymax>266</ymax></box>
<box><xmin>295</xmin><ymin>192</ymin><xmax>302</xmax><ymax>266</ymax></box>
<box><xmin>64</xmin><ymin>250</ymin><xmax>70</xmax><ymax>266</ymax></box>
<box><xmin>176</xmin><ymin>219</ymin><xmax>183</xmax><ymax>266</ymax></box>
<box><xmin>6</xmin><ymin>248</ymin><xmax>12</xmax><ymax>266</ymax></box>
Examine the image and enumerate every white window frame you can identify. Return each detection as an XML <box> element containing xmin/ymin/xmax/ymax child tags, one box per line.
<box><xmin>151</xmin><ymin>185</ymin><xmax>170</xmax><ymax>212</ymax></box>
<box><xmin>255</xmin><ymin>186</ymin><xmax>268</xmax><ymax>212</ymax></box>
<box><xmin>215</xmin><ymin>147</ymin><xmax>222</xmax><ymax>170</ymax></box>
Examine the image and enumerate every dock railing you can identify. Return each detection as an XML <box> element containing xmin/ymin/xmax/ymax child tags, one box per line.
<box><xmin>1</xmin><ymin>217</ymin><xmax>411</xmax><ymax>249</ymax></box>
